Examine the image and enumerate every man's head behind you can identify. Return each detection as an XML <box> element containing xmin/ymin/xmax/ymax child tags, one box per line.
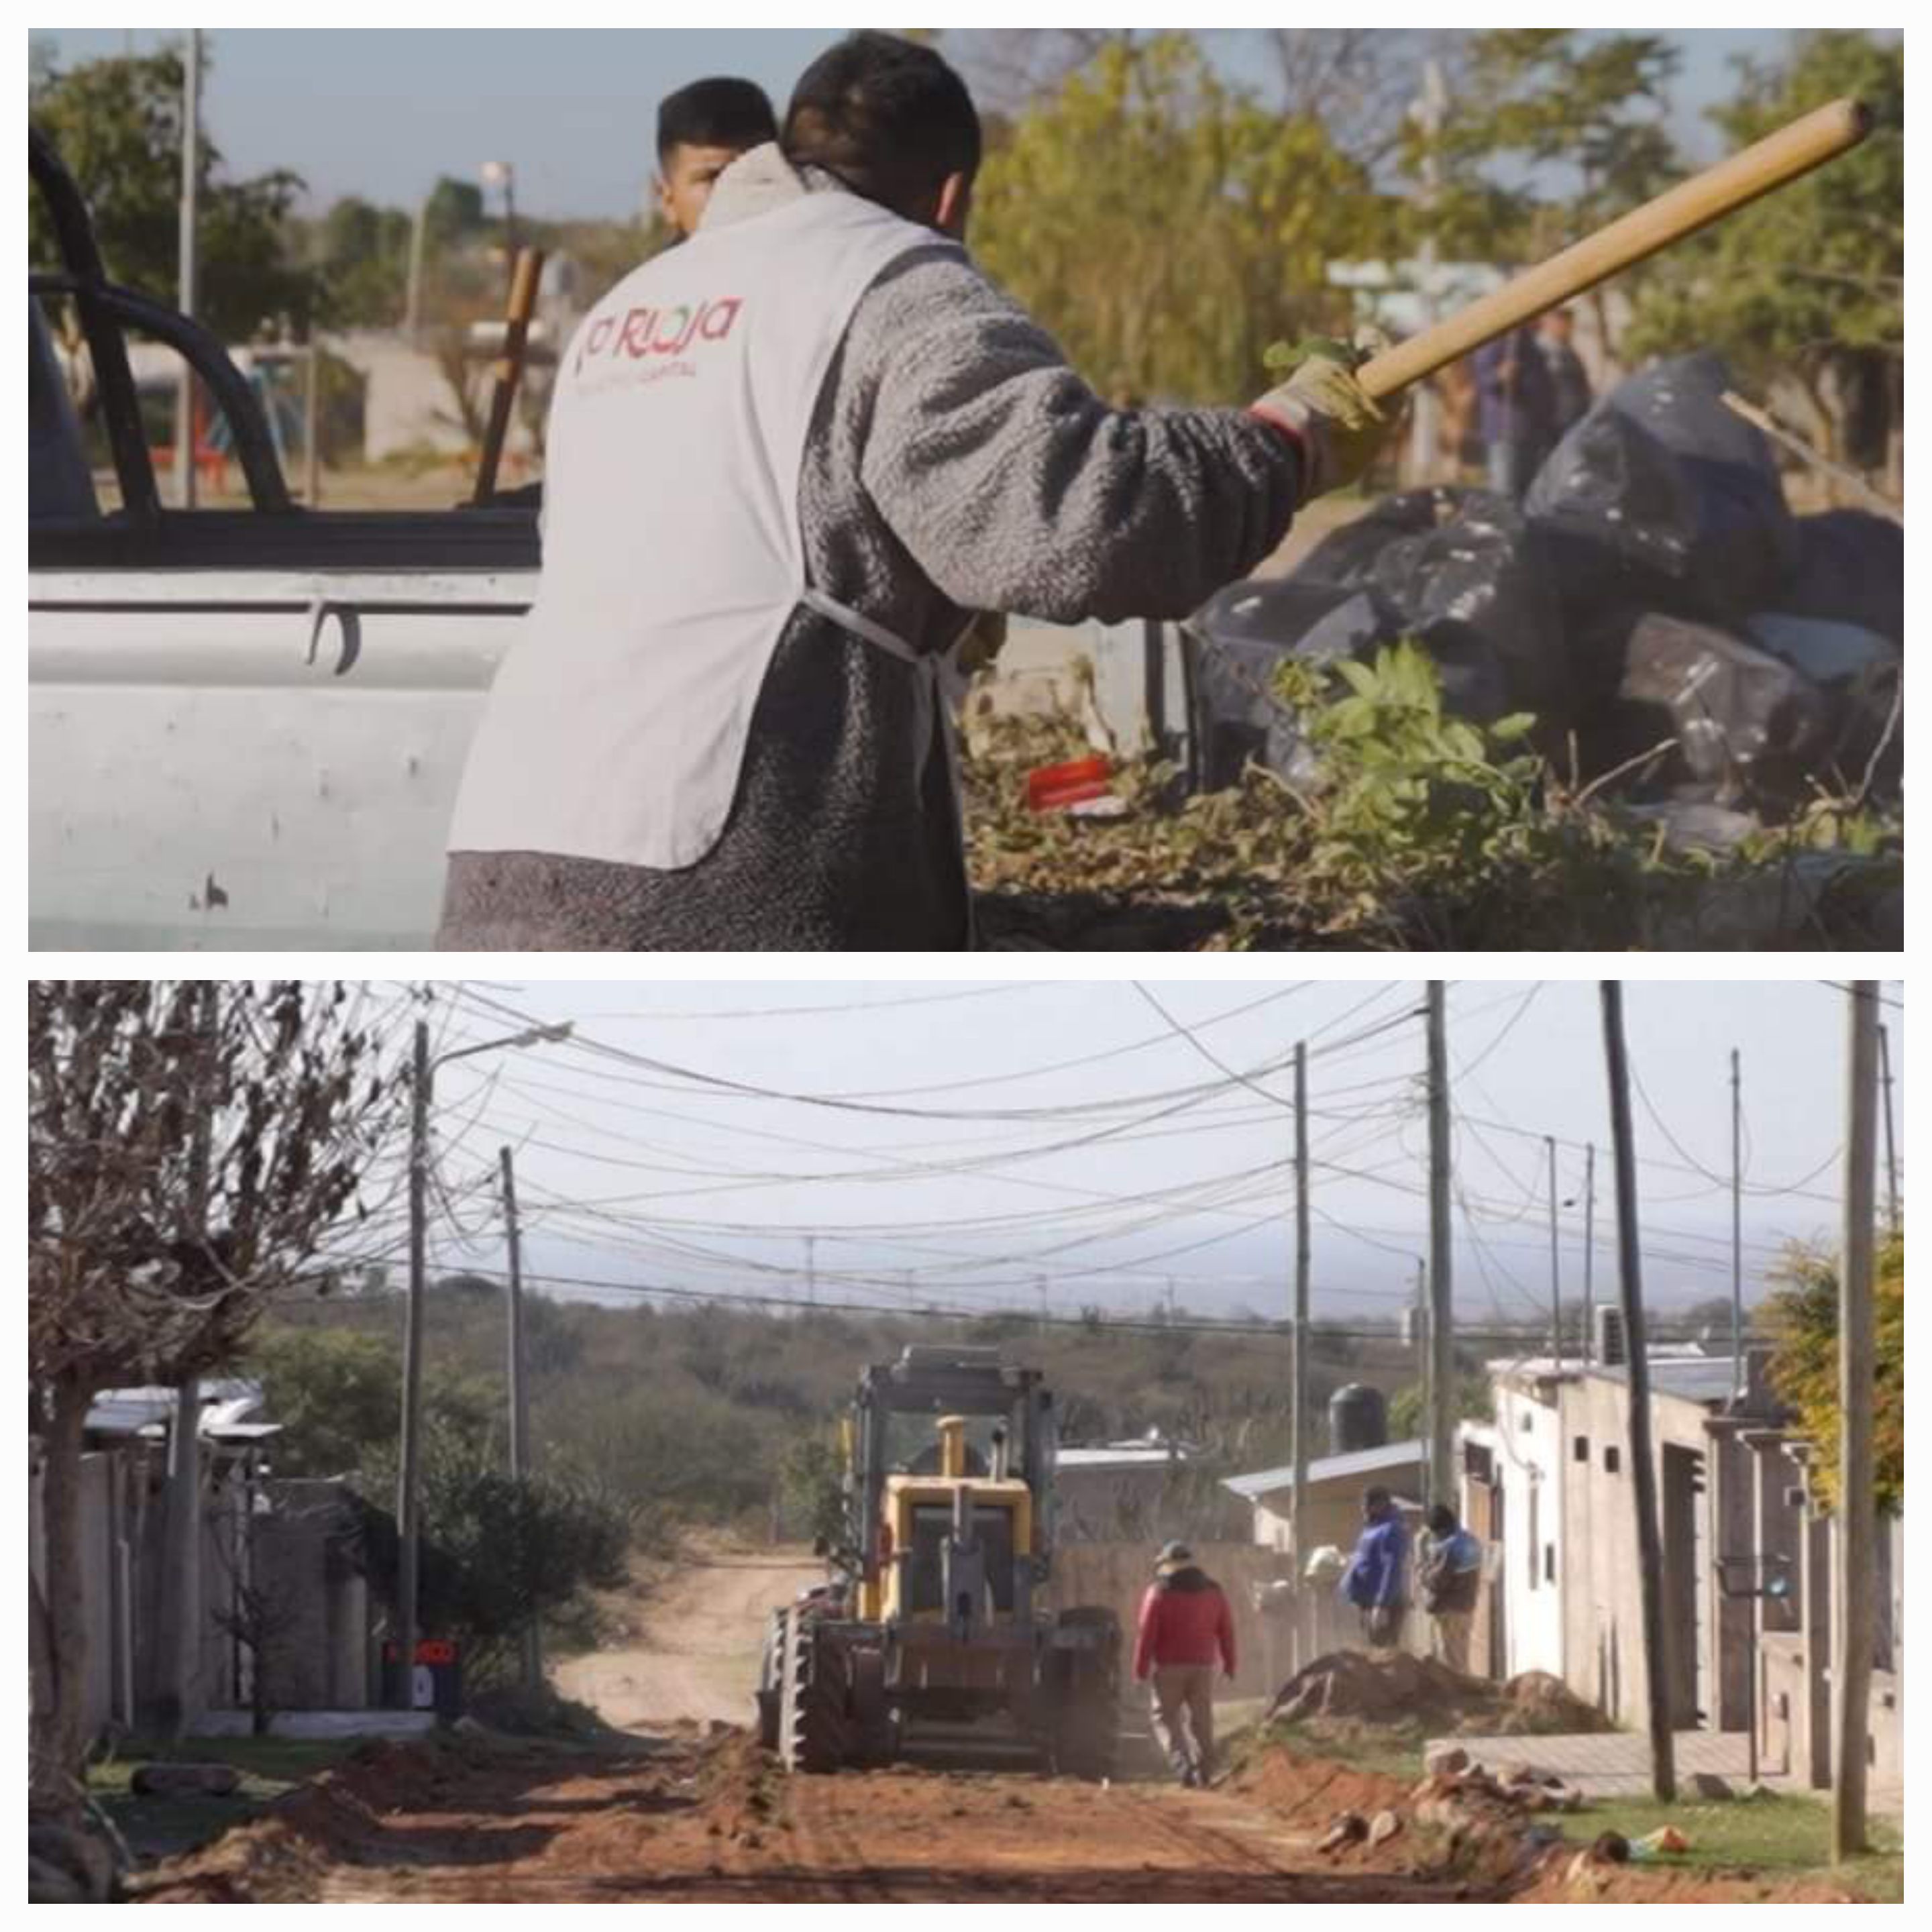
<box><xmin>656</xmin><ymin>76</ymin><xmax>778</xmax><ymax>236</ymax></box>
<box><xmin>1363</xmin><ymin>1485</ymin><xmax>1393</xmax><ymax>1518</ymax></box>
<box><xmin>1426</xmin><ymin>1503</ymin><xmax>1458</xmax><ymax>1537</ymax></box>
<box><xmin>784</xmin><ymin>32</ymin><xmax>981</xmax><ymax>235</ymax></box>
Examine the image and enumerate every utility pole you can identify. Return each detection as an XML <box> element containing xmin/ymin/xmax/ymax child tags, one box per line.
<box><xmin>1731</xmin><ymin>1049</ymin><xmax>1746</xmax><ymax>1402</ymax></box>
<box><xmin>1832</xmin><ymin>981</ymin><xmax>1880</xmax><ymax>1862</ymax></box>
<box><xmin>499</xmin><ymin>1144</ymin><xmax>540</xmax><ymax>1693</ymax></box>
<box><xmin>1545</xmin><ymin>1136</ymin><xmax>1562</xmax><ymax>1363</ymax></box>
<box><xmin>1426</xmin><ymin>983</ymin><xmax>1455</xmax><ymax>1511</ymax></box>
<box><xmin>405</xmin><ymin>194</ymin><xmax>429</xmax><ymax>337</ymax></box>
<box><xmin>174</xmin><ymin>28</ymin><xmax>203</xmax><ymax>509</ymax></box>
<box><xmin>1036</xmin><ymin>1275</ymin><xmax>1049</xmax><ymax>1332</ymax></box>
<box><xmin>395</xmin><ymin>1017</ymin><xmax>431</xmax><ymax>1708</ymax></box>
<box><xmin>1406</xmin><ymin>58</ymin><xmax>1448</xmax><ymax>487</ymax></box>
<box><xmin>392</xmin><ymin>1014</ymin><xmax>572</xmax><ymax>1709</ymax></box>
<box><xmin>1582</xmin><ymin>1144</ymin><xmax>1597</xmax><ymax>1364</ymax></box>
<box><xmin>1292</xmin><ymin>1039</ymin><xmax>1311</xmax><ymax>1676</ymax></box>
<box><xmin>156</xmin><ymin>981</ymin><xmax>217</xmax><ymax>1735</ymax></box>
<box><xmin>1291</xmin><ymin>1041</ymin><xmax>1311</xmax><ymax>1570</ymax></box>
<box><xmin>804</xmin><ymin>1234</ymin><xmax>817</xmax><ymax>1309</ymax></box>
<box><xmin>1601</xmin><ymin>981</ymin><xmax>1676</xmax><ymax>1803</ymax></box>
<box><xmin>1877</xmin><ymin>1024</ymin><xmax>1899</xmax><ymax>1233</ymax></box>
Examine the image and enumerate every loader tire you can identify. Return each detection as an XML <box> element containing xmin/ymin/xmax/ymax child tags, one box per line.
<box><xmin>780</xmin><ymin>1608</ymin><xmax>853</xmax><ymax>1774</ymax></box>
<box><xmin>1049</xmin><ymin>1606</ymin><xmax>1122</xmax><ymax>1781</ymax></box>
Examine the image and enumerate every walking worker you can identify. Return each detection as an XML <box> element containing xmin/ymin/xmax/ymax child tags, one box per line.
<box><xmin>1417</xmin><ymin>1502</ymin><xmax>1484</xmax><ymax>1675</ymax></box>
<box><xmin>654</xmin><ymin>77</ymin><xmax>779</xmax><ymax>239</ymax></box>
<box><xmin>439</xmin><ymin>30</ymin><xmax>1393</xmax><ymax>953</ymax></box>
<box><xmin>1339</xmin><ymin>1486</ymin><xmax>1409</xmax><ymax>1650</ymax></box>
<box><xmin>1132</xmin><ymin>1541</ymin><xmax>1236</xmax><ymax>1788</ymax></box>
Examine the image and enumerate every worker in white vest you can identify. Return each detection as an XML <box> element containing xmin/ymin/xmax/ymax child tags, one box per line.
<box><xmin>439</xmin><ymin>32</ymin><xmax>1390</xmax><ymax>951</ymax></box>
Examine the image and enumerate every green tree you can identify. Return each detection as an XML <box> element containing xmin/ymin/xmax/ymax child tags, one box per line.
<box><xmin>1407</xmin><ymin>27</ymin><xmax>1681</xmax><ymax>357</ymax></box>
<box><xmin>246</xmin><ymin>1326</ymin><xmax>501</xmax><ymax>1479</ymax></box>
<box><xmin>973</xmin><ymin>35</ymin><xmax>1383</xmax><ymax>405</ymax></box>
<box><xmin>1763</xmin><ymin>1226</ymin><xmax>1902</xmax><ymax>1514</ymax></box>
<box><xmin>1627</xmin><ymin>31</ymin><xmax>1903</xmax><ymax>464</ymax></box>
<box><xmin>29</xmin><ymin>45</ymin><xmax>312</xmax><ymax>340</ymax></box>
<box><xmin>1389</xmin><ymin>1371</ymin><xmax>1494</xmax><ymax>1442</ymax></box>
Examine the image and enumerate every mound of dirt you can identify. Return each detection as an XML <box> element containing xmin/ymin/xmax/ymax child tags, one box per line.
<box><xmin>1267</xmin><ymin>1651</ymin><xmax>1610</xmax><ymax>1736</ymax></box>
<box><xmin>1230</xmin><ymin>1747</ymin><xmax>1416</xmax><ymax>1829</ymax></box>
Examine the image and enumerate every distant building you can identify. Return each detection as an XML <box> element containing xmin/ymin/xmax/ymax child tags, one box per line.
<box><xmin>1054</xmin><ymin>1434</ymin><xmax>1236</xmax><ymax>1544</ymax></box>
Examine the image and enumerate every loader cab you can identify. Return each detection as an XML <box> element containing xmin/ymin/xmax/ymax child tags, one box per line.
<box><xmin>879</xmin><ymin>1415</ymin><xmax>1034</xmax><ymax>1625</ymax></box>
<box><xmin>846</xmin><ymin>1348</ymin><xmax>1057</xmax><ymax>1627</ymax></box>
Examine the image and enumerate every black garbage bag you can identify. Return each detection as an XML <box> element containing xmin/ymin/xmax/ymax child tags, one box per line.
<box><xmin>1525</xmin><ymin>352</ymin><xmax>1799</xmax><ymax>627</ymax></box>
<box><xmin>1291</xmin><ymin>486</ymin><xmax>1567</xmax><ymax>725</ymax></box>
<box><xmin>1775</xmin><ymin>511</ymin><xmax>1904</xmax><ymax>645</ymax></box>
<box><xmin>1184</xmin><ymin>581</ymin><xmax>1384</xmax><ymax>792</ymax></box>
<box><xmin>1601</xmin><ymin>612</ymin><xmax>1835</xmax><ymax>809</ymax></box>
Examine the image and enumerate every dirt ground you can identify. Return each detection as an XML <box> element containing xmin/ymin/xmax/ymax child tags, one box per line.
<box><xmin>552</xmin><ymin>1544</ymin><xmax>822</xmax><ymax>1732</ymax></box>
<box><xmin>131</xmin><ymin>1546</ymin><xmax>1875</xmax><ymax>1904</ymax></box>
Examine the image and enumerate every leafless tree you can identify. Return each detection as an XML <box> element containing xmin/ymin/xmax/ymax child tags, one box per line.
<box><xmin>938</xmin><ymin>29</ymin><xmax>1139</xmax><ymax>121</ymax></box>
<box><xmin>28</xmin><ymin>981</ymin><xmax>404</xmax><ymax>1815</ymax></box>
<box><xmin>1260</xmin><ymin>29</ymin><xmax>1458</xmax><ymax>168</ymax></box>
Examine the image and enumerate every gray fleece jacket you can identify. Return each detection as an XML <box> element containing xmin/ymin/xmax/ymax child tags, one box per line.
<box><xmin>438</xmin><ymin>148</ymin><xmax>1302</xmax><ymax>952</ymax></box>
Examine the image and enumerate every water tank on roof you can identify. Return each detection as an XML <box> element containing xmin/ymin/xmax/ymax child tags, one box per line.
<box><xmin>1329</xmin><ymin>1383</ymin><xmax>1387</xmax><ymax>1456</ymax></box>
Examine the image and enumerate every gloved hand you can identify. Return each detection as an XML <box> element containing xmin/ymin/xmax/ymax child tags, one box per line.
<box><xmin>1252</xmin><ymin>348</ymin><xmax>1391</xmax><ymax>506</ymax></box>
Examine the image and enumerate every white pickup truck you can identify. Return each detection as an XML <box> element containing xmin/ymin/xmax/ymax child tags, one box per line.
<box><xmin>29</xmin><ymin>132</ymin><xmax>1191</xmax><ymax>951</ymax></box>
<box><xmin>30</xmin><ymin>129</ymin><xmax>540</xmax><ymax>951</ymax></box>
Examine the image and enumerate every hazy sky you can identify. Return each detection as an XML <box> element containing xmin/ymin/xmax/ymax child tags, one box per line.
<box><xmin>39</xmin><ymin>28</ymin><xmax>1802</xmax><ymax>221</ymax></box>
<box><xmin>366</xmin><ymin>979</ymin><xmax>1903</xmax><ymax>1332</ymax></box>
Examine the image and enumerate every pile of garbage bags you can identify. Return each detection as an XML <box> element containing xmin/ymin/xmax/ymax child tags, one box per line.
<box><xmin>1187</xmin><ymin>352</ymin><xmax>1902</xmax><ymax>836</ymax></box>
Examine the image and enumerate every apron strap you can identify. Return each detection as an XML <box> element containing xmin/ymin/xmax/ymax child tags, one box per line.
<box><xmin>795</xmin><ymin>588</ymin><xmax>983</xmax><ymax>953</ymax></box>
<box><xmin>798</xmin><ymin>586</ymin><xmax>922</xmax><ymax>665</ymax></box>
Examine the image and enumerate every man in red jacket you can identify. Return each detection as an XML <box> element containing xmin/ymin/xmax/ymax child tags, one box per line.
<box><xmin>1132</xmin><ymin>1541</ymin><xmax>1237</xmax><ymax>1788</ymax></box>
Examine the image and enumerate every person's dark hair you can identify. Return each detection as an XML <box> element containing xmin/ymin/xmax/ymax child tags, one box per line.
<box><xmin>783</xmin><ymin>32</ymin><xmax>981</xmax><ymax>219</ymax></box>
<box><xmin>657</xmin><ymin>77</ymin><xmax>778</xmax><ymax>166</ymax></box>
<box><xmin>1364</xmin><ymin>1486</ymin><xmax>1392</xmax><ymax>1511</ymax></box>
<box><xmin>1426</xmin><ymin>1503</ymin><xmax>1457</xmax><ymax>1536</ymax></box>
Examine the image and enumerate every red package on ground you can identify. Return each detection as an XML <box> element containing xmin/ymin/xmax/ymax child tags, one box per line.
<box><xmin>1026</xmin><ymin>755</ymin><xmax>1112</xmax><ymax>812</ymax></box>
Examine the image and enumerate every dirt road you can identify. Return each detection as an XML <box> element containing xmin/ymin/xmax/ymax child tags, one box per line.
<box><xmin>553</xmin><ymin>1545</ymin><xmax>821</xmax><ymax>1732</ymax></box>
<box><xmin>137</xmin><ymin>1546</ymin><xmax>1868</xmax><ymax>1904</ymax></box>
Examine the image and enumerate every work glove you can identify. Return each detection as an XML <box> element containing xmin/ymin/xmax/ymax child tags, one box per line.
<box><xmin>1252</xmin><ymin>339</ymin><xmax>1392</xmax><ymax>506</ymax></box>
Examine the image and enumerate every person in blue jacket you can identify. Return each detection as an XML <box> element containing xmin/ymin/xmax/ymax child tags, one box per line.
<box><xmin>1339</xmin><ymin>1485</ymin><xmax>1409</xmax><ymax>1650</ymax></box>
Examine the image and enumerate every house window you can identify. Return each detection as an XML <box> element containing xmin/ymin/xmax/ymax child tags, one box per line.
<box><xmin>1573</xmin><ymin>1436</ymin><xmax>1589</xmax><ymax>1462</ymax></box>
<box><xmin>1545</xmin><ymin>1544</ymin><xmax>1556</xmax><ymax>1584</ymax></box>
<box><xmin>1527</xmin><ymin>1486</ymin><xmax>1540</xmax><ymax>1589</ymax></box>
<box><xmin>1519</xmin><ymin>1410</ymin><xmax>1534</xmax><ymax>1432</ymax></box>
<box><xmin>1604</xmin><ymin>1446</ymin><xmax>1621</xmax><ymax>1474</ymax></box>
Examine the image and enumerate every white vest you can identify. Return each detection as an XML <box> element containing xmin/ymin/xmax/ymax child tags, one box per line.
<box><xmin>448</xmin><ymin>191</ymin><xmax>947</xmax><ymax>871</ymax></box>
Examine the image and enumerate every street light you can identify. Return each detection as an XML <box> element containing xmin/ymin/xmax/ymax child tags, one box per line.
<box><xmin>391</xmin><ymin>1015</ymin><xmax>574</xmax><ymax>1709</ymax></box>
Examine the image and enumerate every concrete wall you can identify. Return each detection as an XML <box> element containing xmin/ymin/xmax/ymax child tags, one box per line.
<box><xmin>1491</xmin><ymin>1376</ymin><xmax>1568</xmax><ymax>1682</ymax></box>
<box><xmin>256</xmin><ymin>1479</ymin><xmax>372</xmax><ymax>1711</ymax></box>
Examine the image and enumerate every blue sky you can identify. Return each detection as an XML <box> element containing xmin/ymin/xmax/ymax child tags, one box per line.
<box><xmin>37</xmin><ymin>28</ymin><xmax>1803</xmax><ymax>221</ymax></box>
<box><xmin>380</xmin><ymin>979</ymin><xmax>1902</xmax><ymax>1328</ymax></box>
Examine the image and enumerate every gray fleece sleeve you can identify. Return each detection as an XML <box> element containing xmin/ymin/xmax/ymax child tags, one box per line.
<box><xmin>847</xmin><ymin>251</ymin><xmax>1304</xmax><ymax>625</ymax></box>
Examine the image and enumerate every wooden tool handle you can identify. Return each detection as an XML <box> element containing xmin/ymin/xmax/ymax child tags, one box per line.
<box><xmin>473</xmin><ymin>246</ymin><xmax>547</xmax><ymax>506</ymax></box>
<box><xmin>1356</xmin><ymin>97</ymin><xmax>1871</xmax><ymax>402</ymax></box>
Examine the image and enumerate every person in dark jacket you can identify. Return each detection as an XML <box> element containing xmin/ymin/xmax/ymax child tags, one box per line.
<box><xmin>1537</xmin><ymin>307</ymin><xmax>1593</xmax><ymax>441</ymax></box>
<box><xmin>1339</xmin><ymin>1487</ymin><xmax>1409</xmax><ymax>1649</ymax></box>
<box><xmin>1472</xmin><ymin>325</ymin><xmax>1556</xmax><ymax>500</ymax></box>
<box><xmin>1417</xmin><ymin>1502</ymin><xmax>1484</xmax><ymax>1675</ymax></box>
<box><xmin>1132</xmin><ymin>1541</ymin><xmax>1236</xmax><ymax>1787</ymax></box>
